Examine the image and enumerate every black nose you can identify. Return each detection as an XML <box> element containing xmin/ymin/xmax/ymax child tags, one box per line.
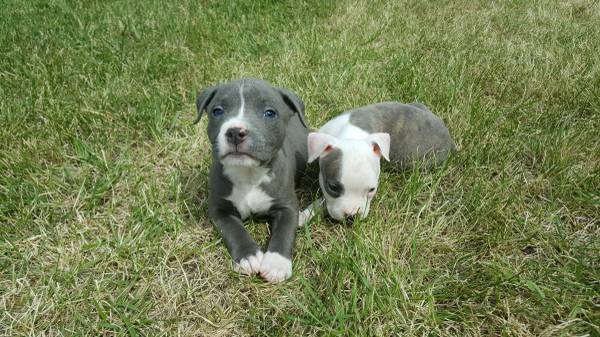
<box><xmin>225</xmin><ymin>127</ymin><xmax>248</xmax><ymax>145</ymax></box>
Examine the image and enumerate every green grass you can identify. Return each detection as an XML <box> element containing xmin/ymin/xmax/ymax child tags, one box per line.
<box><xmin>1</xmin><ymin>0</ymin><xmax>599</xmax><ymax>335</ymax></box>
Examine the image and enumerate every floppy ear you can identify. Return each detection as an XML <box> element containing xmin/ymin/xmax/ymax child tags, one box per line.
<box><xmin>279</xmin><ymin>88</ymin><xmax>308</xmax><ymax>128</ymax></box>
<box><xmin>368</xmin><ymin>133</ymin><xmax>390</xmax><ymax>161</ymax></box>
<box><xmin>307</xmin><ymin>132</ymin><xmax>337</xmax><ymax>163</ymax></box>
<box><xmin>193</xmin><ymin>86</ymin><xmax>217</xmax><ymax>124</ymax></box>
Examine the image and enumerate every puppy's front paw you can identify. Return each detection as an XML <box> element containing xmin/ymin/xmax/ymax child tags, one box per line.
<box><xmin>298</xmin><ymin>199</ymin><xmax>324</xmax><ymax>226</ymax></box>
<box><xmin>259</xmin><ymin>252</ymin><xmax>292</xmax><ymax>283</ymax></box>
<box><xmin>234</xmin><ymin>250</ymin><xmax>264</xmax><ymax>275</ymax></box>
<box><xmin>298</xmin><ymin>209</ymin><xmax>311</xmax><ymax>227</ymax></box>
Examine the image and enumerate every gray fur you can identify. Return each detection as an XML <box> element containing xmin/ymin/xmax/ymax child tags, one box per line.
<box><xmin>348</xmin><ymin>102</ymin><xmax>455</xmax><ymax>167</ymax></box>
<box><xmin>320</xmin><ymin>148</ymin><xmax>344</xmax><ymax>198</ymax></box>
<box><xmin>196</xmin><ymin>78</ymin><xmax>308</xmax><ymax>266</ymax></box>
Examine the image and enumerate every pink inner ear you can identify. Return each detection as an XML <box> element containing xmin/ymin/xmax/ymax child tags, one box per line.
<box><xmin>373</xmin><ymin>143</ymin><xmax>381</xmax><ymax>156</ymax></box>
<box><xmin>324</xmin><ymin>145</ymin><xmax>332</xmax><ymax>152</ymax></box>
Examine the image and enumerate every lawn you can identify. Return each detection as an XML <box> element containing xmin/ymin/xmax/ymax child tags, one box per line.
<box><xmin>1</xmin><ymin>0</ymin><xmax>599</xmax><ymax>335</ymax></box>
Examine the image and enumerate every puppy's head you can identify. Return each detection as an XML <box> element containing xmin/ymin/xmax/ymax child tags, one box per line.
<box><xmin>195</xmin><ymin>79</ymin><xmax>306</xmax><ymax>167</ymax></box>
<box><xmin>308</xmin><ymin>132</ymin><xmax>390</xmax><ymax>221</ymax></box>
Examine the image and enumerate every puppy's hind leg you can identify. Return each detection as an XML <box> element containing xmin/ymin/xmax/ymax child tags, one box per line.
<box><xmin>409</xmin><ymin>102</ymin><xmax>430</xmax><ymax>111</ymax></box>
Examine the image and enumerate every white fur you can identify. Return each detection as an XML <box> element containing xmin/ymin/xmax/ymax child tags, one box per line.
<box><xmin>298</xmin><ymin>198</ymin><xmax>324</xmax><ymax>226</ymax></box>
<box><xmin>318</xmin><ymin>113</ymin><xmax>368</xmax><ymax>138</ymax></box>
<box><xmin>237</xmin><ymin>82</ymin><xmax>245</xmax><ymax>118</ymax></box>
<box><xmin>234</xmin><ymin>250</ymin><xmax>263</xmax><ymax>275</ymax></box>
<box><xmin>324</xmin><ymin>140</ymin><xmax>379</xmax><ymax>219</ymax></box>
<box><xmin>307</xmin><ymin>133</ymin><xmax>337</xmax><ymax>163</ymax></box>
<box><xmin>224</xmin><ymin>165</ymin><xmax>273</xmax><ymax>220</ymax></box>
<box><xmin>221</xmin><ymin>154</ymin><xmax>259</xmax><ymax>167</ymax></box>
<box><xmin>309</xmin><ymin>113</ymin><xmax>390</xmax><ymax>220</ymax></box>
<box><xmin>217</xmin><ymin>83</ymin><xmax>249</xmax><ymax>159</ymax></box>
<box><xmin>259</xmin><ymin>252</ymin><xmax>292</xmax><ymax>283</ymax></box>
<box><xmin>368</xmin><ymin>133</ymin><xmax>391</xmax><ymax>161</ymax></box>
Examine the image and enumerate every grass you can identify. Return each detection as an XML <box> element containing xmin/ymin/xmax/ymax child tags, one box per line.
<box><xmin>1</xmin><ymin>0</ymin><xmax>599</xmax><ymax>335</ymax></box>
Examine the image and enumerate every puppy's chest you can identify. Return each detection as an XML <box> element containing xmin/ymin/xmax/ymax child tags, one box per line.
<box><xmin>224</xmin><ymin>166</ymin><xmax>274</xmax><ymax>220</ymax></box>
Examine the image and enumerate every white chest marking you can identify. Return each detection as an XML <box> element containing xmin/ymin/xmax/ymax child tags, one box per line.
<box><xmin>223</xmin><ymin>166</ymin><xmax>273</xmax><ymax>220</ymax></box>
<box><xmin>319</xmin><ymin>113</ymin><xmax>369</xmax><ymax>140</ymax></box>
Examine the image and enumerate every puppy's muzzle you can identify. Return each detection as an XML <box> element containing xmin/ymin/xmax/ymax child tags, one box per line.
<box><xmin>226</xmin><ymin>127</ymin><xmax>249</xmax><ymax>145</ymax></box>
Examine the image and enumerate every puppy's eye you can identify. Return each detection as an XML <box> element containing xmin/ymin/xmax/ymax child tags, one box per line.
<box><xmin>212</xmin><ymin>107</ymin><xmax>224</xmax><ymax>117</ymax></box>
<box><xmin>368</xmin><ymin>187</ymin><xmax>376</xmax><ymax>193</ymax></box>
<box><xmin>328</xmin><ymin>182</ymin><xmax>341</xmax><ymax>193</ymax></box>
<box><xmin>263</xmin><ymin>109</ymin><xmax>278</xmax><ymax>119</ymax></box>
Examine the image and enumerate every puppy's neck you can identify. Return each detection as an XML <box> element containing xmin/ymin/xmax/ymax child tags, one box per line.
<box><xmin>338</xmin><ymin>124</ymin><xmax>370</xmax><ymax>140</ymax></box>
<box><xmin>223</xmin><ymin>164</ymin><xmax>272</xmax><ymax>187</ymax></box>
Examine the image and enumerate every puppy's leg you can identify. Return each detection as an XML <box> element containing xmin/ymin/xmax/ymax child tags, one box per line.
<box><xmin>210</xmin><ymin>209</ymin><xmax>262</xmax><ymax>275</ymax></box>
<box><xmin>260</xmin><ymin>206</ymin><xmax>298</xmax><ymax>283</ymax></box>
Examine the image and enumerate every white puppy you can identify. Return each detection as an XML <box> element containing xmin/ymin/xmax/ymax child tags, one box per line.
<box><xmin>301</xmin><ymin>102</ymin><xmax>455</xmax><ymax>223</ymax></box>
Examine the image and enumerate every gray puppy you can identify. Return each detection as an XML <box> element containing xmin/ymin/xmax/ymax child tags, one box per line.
<box><xmin>195</xmin><ymin>78</ymin><xmax>308</xmax><ymax>283</ymax></box>
<box><xmin>302</xmin><ymin>102</ymin><xmax>455</xmax><ymax>223</ymax></box>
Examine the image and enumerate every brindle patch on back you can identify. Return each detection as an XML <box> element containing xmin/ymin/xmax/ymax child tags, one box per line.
<box><xmin>320</xmin><ymin>148</ymin><xmax>344</xmax><ymax>198</ymax></box>
<box><xmin>348</xmin><ymin>102</ymin><xmax>456</xmax><ymax>167</ymax></box>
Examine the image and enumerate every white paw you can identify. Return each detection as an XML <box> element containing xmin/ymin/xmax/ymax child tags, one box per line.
<box><xmin>259</xmin><ymin>252</ymin><xmax>292</xmax><ymax>283</ymax></box>
<box><xmin>298</xmin><ymin>199</ymin><xmax>324</xmax><ymax>226</ymax></box>
<box><xmin>234</xmin><ymin>250</ymin><xmax>264</xmax><ymax>275</ymax></box>
<box><xmin>298</xmin><ymin>209</ymin><xmax>312</xmax><ymax>227</ymax></box>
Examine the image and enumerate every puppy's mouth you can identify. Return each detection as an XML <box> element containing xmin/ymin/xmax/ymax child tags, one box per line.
<box><xmin>221</xmin><ymin>151</ymin><xmax>256</xmax><ymax>159</ymax></box>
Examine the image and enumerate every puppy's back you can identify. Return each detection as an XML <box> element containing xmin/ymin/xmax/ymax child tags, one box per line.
<box><xmin>348</xmin><ymin>102</ymin><xmax>455</xmax><ymax>167</ymax></box>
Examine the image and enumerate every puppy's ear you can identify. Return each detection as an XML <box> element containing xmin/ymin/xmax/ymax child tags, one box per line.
<box><xmin>193</xmin><ymin>86</ymin><xmax>217</xmax><ymax>124</ymax></box>
<box><xmin>279</xmin><ymin>88</ymin><xmax>308</xmax><ymax>128</ymax></box>
<box><xmin>308</xmin><ymin>132</ymin><xmax>337</xmax><ymax>163</ymax></box>
<box><xmin>369</xmin><ymin>133</ymin><xmax>390</xmax><ymax>161</ymax></box>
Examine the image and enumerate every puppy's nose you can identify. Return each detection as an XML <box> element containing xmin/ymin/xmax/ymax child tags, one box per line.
<box><xmin>225</xmin><ymin>127</ymin><xmax>248</xmax><ymax>145</ymax></box>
